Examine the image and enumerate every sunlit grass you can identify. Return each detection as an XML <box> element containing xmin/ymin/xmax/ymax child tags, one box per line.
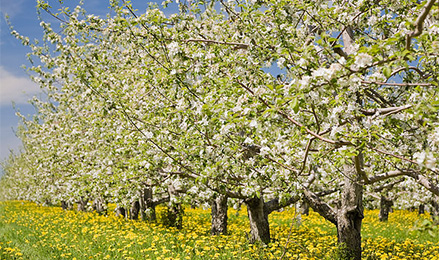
<box><xmin>0</xmin><ymin>201</ymin><xmax>438</xmax><ymax>260</ymax></box>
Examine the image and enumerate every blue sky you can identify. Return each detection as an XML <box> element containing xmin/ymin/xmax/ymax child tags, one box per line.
<box><xmin>0</xmin><ymin>0</ymin><xmax>180</xmax><ymax>165</ymax></box>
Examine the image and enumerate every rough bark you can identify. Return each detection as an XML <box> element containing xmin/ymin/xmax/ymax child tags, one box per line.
<box><xmin>379</xmin><ymin>195</ymin><xmax>393</xmax><ymax>222</ymax></box>
<box><xmin>245</xmin><ymin>196</ymin><xmax>270</xmax><ymax>244</ymax></box>
<box><xmin>336</xmin><ymin>163</ymin><xmax>364</xmax><ymax>260</ymax></box>
<box><xmin>139</xmin><ymin>188</ymin><xmax>146</xmax><ymax>220</ymax></box>
<box><xmin>211</xmin><ymin>194</ymin><xmax>228</xmax><ymax>235</ymax></box>
<box><xmin>130</xmin><ymin>200</ymin><xmax>140</xmax><ymax>220</ymax></box>
<box><xmin>304</xmin><ymin>162</ymin><xmax>363</xmax><ymax>259</ymax></box>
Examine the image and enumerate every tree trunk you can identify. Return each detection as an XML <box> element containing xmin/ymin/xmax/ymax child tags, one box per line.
<box><xmin>300</xmin><ymin>200</ymin><xmax>309</xmax><ymax>216</ymax></box>
<box><xmin>92</xmin><ymin>198</ymin><xmax>106</xmax><ymax>214</ymax></box>
<box><xmin>211</xmin><ymin>194</ymin><xmax>228</xmax><ymax>235</ymax></box>
<box><xmin>146</xmin><ymin>188</ymin><xmax>157</xmax><ymax>221</ymax></box>
<box><xmin>431</xmin><ymin>198</ymin><xmax>439</xmax><ymax>224</ymax></box>
<box><xmin>61</xmin><ymin>201</ymin><xmax>72</xmax><ymax>210</ymax></box>
<box><xmin>130</xmin><ymin>200</ymin><xmax>140</xmax><ymax>220</ymax></box>
<box><xmin>166</xmin><ymin>204</ymin><xmax>183</xmax><ymax>229</ymax></box>
<box><xmin>140</xmin><ymin>188</ymin><xmax>146</xmax><ymax>220</ymax></box>
<box><xmin>379</xmin><ymin>196</ymin><xmax>393</xmax><ymax>222</ymax></box>
<box><xmin>336</xmin><ymin>163</ymin><xmax>364</xmax><ymax>260</ymax></box>
<box><xmin>418</xmin><ymin>204</ymin><xmax>425</xmax><ymax>215</ymax></box>
<box><xmin>77</xmin><ymin>197</ymin><xmax>88</xmax><ymax>212</ymax></box>
<box><xmin>245</xmin><ymin>196</ymin><xmax>270</xmax><ymax>244</ymax></box>
<box><xmin>115</xmin><ymin>207</ymin><xmax>126</xmax><ymax>218</ymax></box>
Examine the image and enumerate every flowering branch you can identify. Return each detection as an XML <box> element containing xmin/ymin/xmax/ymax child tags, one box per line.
<box><xmin>236</xmin><ymin>81</ymin><xmax>353</xmax><ymax>147</ymax></box>
<box><xmin>405</xmin><ymin>0</ymin><xmax>437</xmax><ymax>50</ymax></box>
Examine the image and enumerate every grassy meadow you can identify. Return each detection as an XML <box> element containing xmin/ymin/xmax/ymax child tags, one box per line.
<box><xmin>0</xmin><ymin>201</ymin><xmax>438</xmax><ymax>260</ymax></box>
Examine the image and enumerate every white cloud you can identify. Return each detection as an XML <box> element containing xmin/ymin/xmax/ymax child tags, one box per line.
<box><xmin>0</xmin><ymin>0</ymin><xmax>25</xmax><ymax>18</ymax></box>
<box><xmin>0</xmin><ymin>66</ymin><xmax>40</xmax><ymax>105</ymax></box>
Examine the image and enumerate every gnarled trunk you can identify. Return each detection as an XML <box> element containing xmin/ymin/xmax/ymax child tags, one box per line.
<box><xmin>303</xmin><ymin>162</ymin><xmax>364</xmax><ymax>260</ymax></box>
<box><xmin>336</xmin><ymin>164</ymin><xmax>363</xmax><ymax>260</ymax></box>
<box><xmin>379</xmin><ymin>195</ymin><xmax>393</xmax><ymax>222</ymax></box>
<box><xmin>211</xmin><ymin>194</ymin><xmax>228</xmax><ymax>235</ymax></box>
<box><xmin>139</xmin><ymin>187</ymin><xmax>157</xmax><ymax>221</ymax></box>
<box><xmin>245</xmin><ymin>196</ymin><xmax>270</xmax><ymax>244</ymax></box>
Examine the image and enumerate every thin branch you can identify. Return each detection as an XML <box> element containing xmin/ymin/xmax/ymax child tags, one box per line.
<box><xmin>265</xmin><ymin>156</ymin><xmax>299</xmax><ymax>174</ymax></box>
<box><xmin>388</xmin><ymin>66</ymin><xmax>427</xmax><ymax>79</ymax></box>
<box><xmin>361</xmin><ymin>80</ymin><xmax>433</xmax><ymax>86</ymax></box>
<box><xmin>360</xmin><ymin>105</ymin><xmax>412</xmax><ymax>116</ymax></box>
<box><xmin>184</xmin><ymin>38</ymin><xmax>248</xmax><ymax>49</ymax></box>
<box><xmin>299</xmin><ymin>138</ymin><xmax>314</xmax><ymax>174</ymax></box>
<box><xmin>366</xmin><ymin>170</ymin><xmax>408</xmax><ymax>183</ymax></box>
<box><xmin>367</xmin><ymin>169</ymin><xmax>439</xmax><ymax>196</ymax></box>
<box><xmin>372</xmin><ymin>178</ymin><xmax>405</xmax><ymax>192</ymax></box>
<box><xmin>369</xmin><ymin>146</ymin><xmax>419</xmax><ymax>165</ymax></box>
<box><xmin>381</xmin><ymin>105</ymin><xmax>413</xmax><ymax>117</ymax></box>
<box><xmin>406</xmin><ymin>0</ymin><xmax>437</xmax><ymax>50</ymax></box>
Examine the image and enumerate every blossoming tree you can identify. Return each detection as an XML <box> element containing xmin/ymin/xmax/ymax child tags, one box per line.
<box><xmin>1</xmin><ymin>0</ymin><xmax>438</xmax><ymax>259</ymax></box>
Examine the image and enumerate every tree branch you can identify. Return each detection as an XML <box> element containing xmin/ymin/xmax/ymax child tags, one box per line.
<box><xmin>354</xmin><ymin>153</ymin><xmax>369</xmax><ymax>183</ymax></box>
<box><xmin>372</xmin><ymin>178</ymin><xmax>405</xmax><ymax>192</ymax></box>
<box><xmin>302</xmin><ymin>188</ymin><xmax>337</xmax><ymax>225</ymax></box>
<box><xmin>369</xmin><ymin>146</ymin><xmax>422</xmax><ymax>166</ymax></box>
<box><xmin>184</xmin><ymin>38</ymin><xmax>249</xmax><ymax>49</ymax></box>
<box><xmin>405</xmin><ymin>0</ymin><xmax>437</xmax><ymax>50</ymax></box>
<box><xmin>360</xmin><ymin>105</ymin><xmax>412</xmax><ymax>116</ymax></box>
<box><xmin>406</xmin><ymin>170</ymin><xmax>439</xmax><ymax>196</ymax></box>
<box><xmin>265</xmin><ymin>195</ymin><xmax>301</xmax><ymax>215</ymax></box>
<box><xmin>366</xmin><ymin>170</ymin><xmax>408</xmax><ymax>184</ymax></box>
<box><xmin>388</xmin><ymin>66</ymin><xmax>427</xmax><ymax>79</ymax></box>
<box><xmin>361</xmin><ymin>80</ymin><xmax>433</xmax><ymax>86</ymax></box>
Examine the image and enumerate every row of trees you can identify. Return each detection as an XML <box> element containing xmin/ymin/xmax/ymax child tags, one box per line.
<box><xmin>1</xmin><ymin>0</ymin><xmax>438</xmax><ymax>259</ymax></box>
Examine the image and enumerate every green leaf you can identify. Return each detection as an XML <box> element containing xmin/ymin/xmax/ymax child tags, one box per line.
<box><xmin>383</xmin><ymin>67</ymin><xmax>392</xmax><ymax>78</ymax></box>
<box><xmin>290</xmin><ymin>97</ymin><xmax>299</xmax><ymax>113</ymax></box>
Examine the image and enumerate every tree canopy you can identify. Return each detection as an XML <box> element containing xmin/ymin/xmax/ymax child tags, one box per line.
<box><xmin>1</xmin><ymin>0</ymin><xmax>438</xmax><ymax>258</ymax></box>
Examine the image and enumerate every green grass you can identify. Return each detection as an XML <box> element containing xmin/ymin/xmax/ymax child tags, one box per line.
<box><xmin>0</xmin><ymin>201</ymin><xmax>438</xmax><ymax>260</ymax></box>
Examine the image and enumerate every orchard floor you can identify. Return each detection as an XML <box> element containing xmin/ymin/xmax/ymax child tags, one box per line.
<box><xmin>0</xmin><ymin>201</ymin><xmax>438</xmax><ymax>260</ymax></box>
